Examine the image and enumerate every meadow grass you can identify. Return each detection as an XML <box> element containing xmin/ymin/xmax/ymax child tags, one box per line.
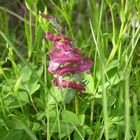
<box><xmin>0</xmin><ymin>0</ymin><xmax>140</xmax><ymax>140</ymax></box>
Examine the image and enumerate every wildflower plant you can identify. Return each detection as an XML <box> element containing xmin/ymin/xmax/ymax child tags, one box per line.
<box><xmin>1</xmin><ymin>1</ymin><xmax>140</xmax><ymax>140</ymax></box>
<box><xmin>42</xmin><ymin>14</ymin><xmax>93</xmax><ymax>93</ymax></box>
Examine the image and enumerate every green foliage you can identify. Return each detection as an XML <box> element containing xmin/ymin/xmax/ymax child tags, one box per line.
<box><xmin>0</xmin><ymin>0</ymin><xmax>140</xmax><ymax>140</ymax></box>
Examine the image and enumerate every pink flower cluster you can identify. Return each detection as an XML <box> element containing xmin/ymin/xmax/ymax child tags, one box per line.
<box><xmin>46</xmin><ymin>32</ymin><xmax>93</xmax><ymax>92</ymax></box>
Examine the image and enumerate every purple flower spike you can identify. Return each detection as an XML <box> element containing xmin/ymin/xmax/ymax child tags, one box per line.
<box><xmin>45</xmin><ymin>31</ymin><xmax>93</xmax><ymax>92</ymax></box>
<box><xmin>56</xmin><ymin>58</ymin><xmax>93</xmax><ymax>76</ymax></box>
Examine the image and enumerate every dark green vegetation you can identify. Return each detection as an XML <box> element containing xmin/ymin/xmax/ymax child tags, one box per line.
<box><xmin>0</xmin><ymin>0</ymin><xmax>140</xmax><ymax>140</ymax></box>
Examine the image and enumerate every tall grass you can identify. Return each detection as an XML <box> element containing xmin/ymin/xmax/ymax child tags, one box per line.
<box><xmin>0</xmin><ymin>0</ymin><xmax>140</xmax><ymax>140</ymax></box>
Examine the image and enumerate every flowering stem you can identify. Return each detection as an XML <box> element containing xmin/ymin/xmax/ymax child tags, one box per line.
<box><xmin>75</xmin><ymin>92</ymin><xmax>79</xmax><ymax>116</ymax></box>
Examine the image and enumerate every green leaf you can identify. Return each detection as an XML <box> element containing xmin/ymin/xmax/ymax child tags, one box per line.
<box><xmin>29</xmin><ymin>66</ymin><xmax>43</xmax><ymax>83</ymax></box>
<box><xmin>83</xmin><ymin>125</ymin><xmax>93</xmax><ymax>135</ymax></box>
<box><xmin>25</xmin><ymin>0</ymin><xmax>35</xmax><ymax>10</ymax></box>
<box><xmin>18</xmin><ymin>65</ymin><xmax>43</xmax><ymax>95</ymax></box>
<box><xmin>61</xmin><ymin>110</ymin><xmax>81</xmax><ymax>126</ymax></box>
<box><xmin>78</xmin><ymin>114</ymin><xmax>85</xmax><ymax>126</ymax></box>
<box><xmin>0</xmin><ymin>119</ymin><xmax>4</xmax><ymax>125</ymax></box>
<box><xmin>7</xmin><ymin>95</ymin><xmax>26</xmax><ymax>109</ymax></box>
<box><xmin>49</xmin><ymin>87</ymin><xmax>75</xmax><ymax>104</ymax></box>
<box><xmin>49</xmin><ymin>120</ymin><xmax>74</xmax><ymax>138</ymax></box>
<box><xmin>18</xmin><ymin>91</ymin><xmax>29</xmax><ymax>103</ymax></box>
<box><xmin>64</xmin><ymin>88</ymin><xmax>75</xmax><ymax>104</ymax></box>
<box><xmin>32</xmin><ymin>123</ymin><xmax>42</xmax><ymax>132</ymax></box>
<box><xmin>13</xmin><ymin>118</ymin><xmax>37</xmax><ymax>140</ymax></box>
<box><xmin>74</xmin><ymin>127</ymin><xmax>85</xmax><ymax>140</ymax></box>
<box><xmin>58</xmin><ymin>121</ymin><xmax>74</xmax><ymax>138</ymax></box>
<box><xmin>29</xmin><ymin>83</ymin><xmax>40</xmax><ymax>95</ymax></box>
<box><xmin>83</xmin><ymin>73</ymin><xmax>94</xmax><ymax>94</ymax></box>
<box><xmin>28</xmin><ymin>66</ymin><xmax>43</xmax><ymax>94</ymax></box>
<box><xmin>0</xmin><ymin>127</ymin><xmax>9</xmax><ymax>140</ymax></box>
<box><xmin>49</xmin><ymin>111</ymin><xmax>85</xmax><ymax>139</ymax></box>
<box><xmin>0</xmin><ymin>128</ymin><xmax>29</xmax><ymax>140</ymax></box>
<box><xmin>14</xmin><ymin>75</ymin><xmax>23</xmax><ymax>94</ymax></box>
<box><xmin>19</xmin><ymin>64</ymin><xmax>32</xmax><ymax>82</ymax></box>
<box><xmin>107</xmin><ymin>95</ymin><xmax>116</xmax><ymax>106</ymax></box>
<box><xmin>105</xmin><ymin>60</ymin><xmax>119</xmax><ymax>72</ymax></box>
<box><xmin>34</xmin><ymin>97</ymin><xmax>45</xmax><ymax>109</ymax></box>
<box><xmin>45</xmin><ymin>109</ymin><xmax>57</xmax><ymax>121</ymax></box>
<box><xmin>48</xmin><ymin>87</ymin><xmax>63</xmax><ymax>104</ymax></box>
<box><xmin>35</xmin><ymin>112</ymin><xmax>45</xmax><ymax>121</ymax></box>
<box><xmin>98</xmin><ymin>71</ymin><xmax>124</xmax><ymax>92</ymax></box>
<box><xmin>108</xmin><ymin>125</ymin><xmax>118</xmax><ymax>139</ymax></box>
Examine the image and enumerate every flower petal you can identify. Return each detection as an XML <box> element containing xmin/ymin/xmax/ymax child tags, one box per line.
<box><xmin>52</xmin><ymin>77</ymin><xmax>85</xmax><ymax>92</ymax></box>
<box><xmin>48</xmin><ymin>61</ymin><xmax>60</xmax><ymax>73</ymax></box>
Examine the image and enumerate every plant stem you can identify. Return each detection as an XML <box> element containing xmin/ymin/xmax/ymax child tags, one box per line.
<box><xmin>125</xmin><ymin>76</ymin><xmax>130</xmax><ymax>140</ymax></box>
<box><xmin>75</xmin><ymin>92</ymin><xmax>79</xmax><ymax>116</ymax></box>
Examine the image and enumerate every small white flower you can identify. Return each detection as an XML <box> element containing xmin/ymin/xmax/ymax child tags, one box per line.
<box><xmin>131</xmin><ymin>13</ymin><xmax>140</xmax><ymax>28</ymax></box>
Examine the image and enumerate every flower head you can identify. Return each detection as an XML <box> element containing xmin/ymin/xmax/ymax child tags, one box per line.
<box><xmin>46</xmin><ymin>32</ymin><xmax>93</xmax><ymax>92</ymax></box>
